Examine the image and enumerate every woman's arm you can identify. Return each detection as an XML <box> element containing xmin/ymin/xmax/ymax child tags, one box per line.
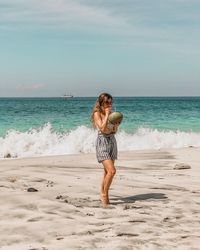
<box><xmin>93</xmin><ymin>110</ymin><xmax>110</xmax><ymax>133</ymax></box>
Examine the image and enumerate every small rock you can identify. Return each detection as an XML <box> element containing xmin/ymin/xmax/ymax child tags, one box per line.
<box><xmin>181</xmin><ymin>235</ymin><xmax>189</xmax><ymax>239</ymax></box>
<box><xmin>86</xmin><ymin>213</ymin><xmax>94</xmax><ymax>216</ymax></box>
<box><xmin>56</xmin><ymin>195</ymin><xmax>63</xmax><ymax>199</ymax></box>
<box><xmin>56</xmin><ymin>237</ymin><xmax>64</xmax><ymax>240</ymax></box>
<box><xmin>117</xmin><ymin>233</ymin><xmax>139</xmax><ymax>237</ymax></box>
<box><xmin>4</xmin><ymin>153</ymin><xmax>11</xmax><ymax>158</ymax></box>
<box><xmin>129</xmin><ymin>220</ymin><xmax>146</xmax><ymax>223</ymax></box>
<box><xmin>163</xmin><ymin>217</ymin><xmax>170</xmax><ymax>222</ymax></box>
<box><xmin>27</xmin><ymin>187</ymin><xmax>38</xmax><ymax>192</ymax></box>
<box><xmin>174</xmin><ymin>163</ymin><xmax>191</xmax><ymax>170</ymax></box>
<box><xmin>29</xmin><ymin>248</ymin><xmax>47</xmax><ymax>250</ymax></box>
<box><xmin>123</xmin><ymin>205</ymin><xmax>131</xmax><ymax>210</ymax></box>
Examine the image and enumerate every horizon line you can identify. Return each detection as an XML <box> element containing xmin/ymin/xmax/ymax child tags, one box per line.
<box><xmin>0</xmin><ymin>96</ymin><xmax>200</xmax><ymax>98</ymax></box>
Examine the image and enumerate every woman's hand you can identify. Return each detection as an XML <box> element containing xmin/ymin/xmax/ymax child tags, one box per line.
<box><xmin>110</xmin><ymin>123</ymin><xmax>119</xmax><ymax>134</ymax></box>
<box><xmin>105</xmin><ymin>107</ymin><xmax>112</xmax><ymax>116</ymax></box>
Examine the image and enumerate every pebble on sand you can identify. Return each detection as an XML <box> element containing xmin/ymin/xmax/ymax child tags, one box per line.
<box><xmin>174</xmin><ymin>163</ymin><xmax>191</xmax><ymax>170</ymax></box>
<box><xmin>27</xmin><ymin>187</ymin><xmax>38</xmax><ymax>192</ymax></box>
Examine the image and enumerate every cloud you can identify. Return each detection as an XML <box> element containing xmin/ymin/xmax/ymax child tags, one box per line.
<box><xmin>1</xmin><ymin>0</ymin><xmax>199</xmax><ymax>43</ymax></box>
<box><xmin>0</xmin><ymin>0</ymin><xmax>200</xmax><ymax>53</ymax></box>
<box><xmin>1</xmin><ymin>0</ymin><xmax>200</xmax><ymax>29</ymax></box>
<box><xmin>17</xmin><ymin>83</ymin><xmax>46</xmax><ymax>90</ymax></box>
<box><xmin>0</xmin><ymin>0</ymin><xmax>128</xmax><ymax>32</ymax></box>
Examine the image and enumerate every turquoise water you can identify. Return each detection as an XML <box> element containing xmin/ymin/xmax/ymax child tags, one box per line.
<box><xmin>1</xmin><ymin>97</ymin><xmax>200</xmax><ymax>158</ymax></box>
<box><xmin>0</xmin><ymin>97</ymin><xmax>200</xmax><ymax>136</ymax></box>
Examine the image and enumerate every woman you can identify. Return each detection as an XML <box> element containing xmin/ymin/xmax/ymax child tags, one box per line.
<box><xmin>91</xmin><ymin>93</ymin><xmax>119</xmax><ymax>205</ymax></box>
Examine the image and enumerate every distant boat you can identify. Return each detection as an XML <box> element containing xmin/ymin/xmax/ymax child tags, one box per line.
<box><xmin>61</xmin><ymin>93</ymin><xmax>74</xmax><ymax>99</ymax></box>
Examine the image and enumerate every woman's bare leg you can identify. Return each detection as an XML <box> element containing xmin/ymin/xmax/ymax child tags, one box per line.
<box><xmin>101</xmin><ymin>159</ymin><xmax>116</xmax><ymax>205</ymax></box>
<box><xmin>100</xmin><ymin>168</ymin><xmax>108</xmax><ymax>205</ymax></box>
<box><xmin>101</xmin><ymin>168</ymin><xmax>107</xmax><ymax>195</ymax></box>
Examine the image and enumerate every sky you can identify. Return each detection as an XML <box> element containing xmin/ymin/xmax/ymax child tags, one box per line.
<box><xmin>0</xmin><ymin>0</ymin><xmax>200</xmax><ymax>97</ymax></box>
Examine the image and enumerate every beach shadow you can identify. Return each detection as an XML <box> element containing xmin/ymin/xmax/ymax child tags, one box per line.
<box><xmin>112</xmin><ymin>192</ymin><xmax>168</xmax><ymax>204</ymax></box>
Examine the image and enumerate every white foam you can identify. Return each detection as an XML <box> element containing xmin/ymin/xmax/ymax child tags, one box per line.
<box><xmin>0</xmin><ymin>124</ymin><xmax>200</xmax><ymax>158</ymax></box>
<box><xmin>116</xmin><ymin>127</ymin><xmax>200</xmax><ymax>150</ymax></box>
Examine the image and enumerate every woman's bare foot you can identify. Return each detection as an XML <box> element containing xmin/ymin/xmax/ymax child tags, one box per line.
<box><xmin>100</xmin><ymin>193</ymin><xmax>110</xmax><ymax>206</ymax></box>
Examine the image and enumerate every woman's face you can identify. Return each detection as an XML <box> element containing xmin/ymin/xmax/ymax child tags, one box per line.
<box><xmin>103</xmin><ymin>98</ymin><xmax>112</xmax><ymax>109</ymax></box>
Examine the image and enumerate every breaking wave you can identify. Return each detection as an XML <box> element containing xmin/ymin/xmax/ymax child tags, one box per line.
<box><xmin>1</xmin><ymin>123</ymin><xmax>200</xmax><ymax>158</ymax></box>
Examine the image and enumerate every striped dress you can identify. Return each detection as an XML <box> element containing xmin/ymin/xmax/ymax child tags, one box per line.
<box><xmin>95</xmin><ymin>130</ymin><xmax>118</xmax><ymax>163</ymax></box>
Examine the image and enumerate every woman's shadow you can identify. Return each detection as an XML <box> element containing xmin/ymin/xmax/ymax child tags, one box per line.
<box><xmin>112</xmin><ymin>193</ymin><xmax>168</xmax><ymax>205</ymax></box>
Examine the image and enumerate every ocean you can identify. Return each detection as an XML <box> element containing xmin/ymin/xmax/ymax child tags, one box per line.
<box><xmin>0</xmin><ymin>97</ymin><xmax>200</xmax><ymax>158</ymax></box>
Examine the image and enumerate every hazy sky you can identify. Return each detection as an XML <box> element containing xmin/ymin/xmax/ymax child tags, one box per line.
<box><xmin>0</xmin><ymin>0</ymin><xmax>200</xmax><ymax>97</ymax></box>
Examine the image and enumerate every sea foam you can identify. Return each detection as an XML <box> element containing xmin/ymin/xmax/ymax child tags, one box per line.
<box><xmin>0</xmin><ymin>123</ymin><xmax>200</xmax><ymax>158</ymax></box>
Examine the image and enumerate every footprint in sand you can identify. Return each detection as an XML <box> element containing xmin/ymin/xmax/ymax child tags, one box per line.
<box><xmin>56</xmin><ymin>195</ymin><xmax>101</xmax><ymax>208</ymax></box>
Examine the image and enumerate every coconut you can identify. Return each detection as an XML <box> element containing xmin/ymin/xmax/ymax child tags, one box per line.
<box><xmin>108</xmin><ymin>112</ymin><xmax>123</xmax><ymax>125</ymax></box>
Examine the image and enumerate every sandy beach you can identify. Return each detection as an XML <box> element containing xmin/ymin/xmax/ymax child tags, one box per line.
<box><xmin>0</xmin><ymin>148</ymin><xmax>200</xmax><ymax>250</ymax></box>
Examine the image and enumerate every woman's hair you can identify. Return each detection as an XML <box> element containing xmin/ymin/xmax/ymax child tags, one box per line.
<box><xmin>91</xmin><ymin>92</ymin><xmax>113</xmax><ymax>127</ymax></box>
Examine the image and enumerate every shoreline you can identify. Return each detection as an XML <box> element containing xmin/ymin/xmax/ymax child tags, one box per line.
<box><xmin>0</xmin><ymin>145</ymin><xmax>199</xmax><ymax>161</ymax></box>
<box><xmin>0</xmin><ymin>148</ymin><xmax>200</xmax><ymax>249</ymax></box>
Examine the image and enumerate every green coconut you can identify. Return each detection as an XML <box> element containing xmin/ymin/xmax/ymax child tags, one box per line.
<box><xmin>108</xmin><ymin>112</ymin><xmax>123</xmax><ymax>125</ymax></box>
